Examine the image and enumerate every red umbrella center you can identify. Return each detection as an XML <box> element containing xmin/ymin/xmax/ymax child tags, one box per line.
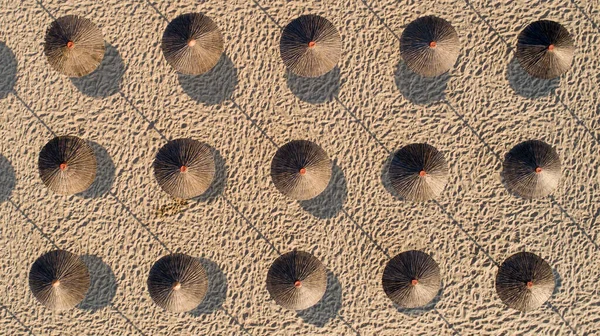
<box><xmin>526</xmin><ymin>281</ymin><xmax>533</xmax><ymax>289</ymax></box>
<box><xmin>548</xmin><ymin>44</ymin><xmax>555</xmax><ymax>51</ymax></box>
<box><xmin>188</xmin><ymin>39</ymin><xmax>197</xmax><ymax>47</ymax></box>
<box><xmin>294</xmin><ymin>280</ymin><xmax>302</xmax><ymax>288</ymax></box>
<box><xmin>535</xmin><ymin>167</ymin><xmax>542</xmax><ymax>173</ymax></box>
<box><xmin>52</xmin><ymin>279</ymin><xmax>61</xmax><ymax>288</ymax></box>
<box><xmin>429</xmin><ymin>41</ymin><xmax>437</xmax><ymax>48</ymax></box>
<box><xmin>419</xmin><ymin>170</ymin><xmax>427</xmax><ymax>177</ymax></box>
<box><xmin>172</xmin><ymin>281</ymin><xmax>182</xmax><ymax>291</ymax></box>
<box><xmin>59</xmin><ymin>162</ymin><xmax>68</xmax><ymax>171</ymax></box>
<box><xmin>308</xmin><ymin>41</ymin><xmax>316</xmax><ymax>48</ymax></box>
<box><xmin>66</xmin><ymin>41</ymin><xmax>74</xmax><ymax>49</ymax></box>
<box><xmin>411</xmin><ymin>279</ymin><xmax>419</xmax><ymax>286</ymax></box>
<box><xmin>299</xmin><ymin>168</ymin><xmax>307</xmax><ymax>175</ymax></box>
<box><xmin>180</xmin><ymin>165</ymin><xmax>188</xmax><ymax>173</ymax></box>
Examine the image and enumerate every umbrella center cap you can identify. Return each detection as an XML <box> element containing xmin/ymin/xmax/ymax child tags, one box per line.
<box><xmin>299</xmin><ymin>168</ymin><xmax>307</xmax><ymax>175</ymax></box>
<box><xmin>419</xmin><ymin>170</ymin><xmax>427</xmax><ymax>177</ymax></box>
<box><xmin>526</xmin><ymin>281</ymin><xmax>533</xmax><ymax>289</ymax></box>
<box><xmin>548</xmin><ymin>44</ymin><xmax>555</xmax><ymax>51</ymax></box>
<box><xmin>429</xmin><ymin>41</ymin><xmax>437</xmax><ymax>48</ymax></box>
<box><xmin>180</xmin><ymin>165</ymin><xmax>188</xmax><ymax>173</ymax></box>
<box><xmin>66</xmin><ymin>41</ymin><xmax>74</xmax><ymax>49</ymax></box>
<box><xmin>52</xmin><ymin>279</ymin><xmax>61</xmax><ymax>288</ymax></box>
<box><xmin>188</xmin><ymin>39</ymin><xmax>196</xmax><ymax>47</ymax></box>
<box><xmin>308</xmin><ymin>41</ymin><xmax>316</xmax><ymax>48</ymax></box>
<box><xmin>535</xmin><ymin>167</ymin><xmax>542</xmax><ymax>173</ymax></box>
<box><xmin>294</xmin><ymin>280</ymin><xmax>302</xmax><ymax>288</ymax></box>
<box><xmin>411</xmin><ymin>279</ymin><xmax>419</xmax><ymax>286</ymax></box>
<box><xmin>172</xmin><ymin>281</ymin><xmax>182</xmax><ymax>291</ymax></box>
<box><xmin>59</xmin><ymin>163</ymin><xmax>68</xmax><ymax>171</ymax></box>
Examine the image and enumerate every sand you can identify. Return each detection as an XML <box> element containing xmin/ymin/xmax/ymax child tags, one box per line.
<box><xmin>0</xmin><ymin>0</ymin><xmax>599</xmax><ymax>335</ymax></box>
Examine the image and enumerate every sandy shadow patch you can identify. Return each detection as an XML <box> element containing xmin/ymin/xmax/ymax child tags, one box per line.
<box><xmin>0</xmin><ymin>41</ymin><xmax>17</xmax><ymax>99</ymax></box>
<box><xmin>189</xmin><ymin>258</ymin><xmax>227</xmax><ymax>316</ymax></box>
<box><xmin>179</xmin><ymin>54</ymin><xmax>238</xmax><ymax>105</ymax></box>
<box><xmin>0</xmin><ymin>154</ymin><xmax>16</xmax><ymax>202</ymax></box>
<box><xmin>395</xmin><ymin>61</ymin><xmax>449</xmax><ymax>106</ymax></box>
<box><xmin>297</xmin><ymin>270</ymin><xmax>342</xmax><ymax>327</ymax></box>
<box><xmin>286</xmin><ymin>67</ymin><xmax>340</xmax><ymax>104</ymax></box>
<box><xmin>79</xmin><ymin>141</ymin><xmax>115</xmax><ymax>199</ymax></box>
<box><xmin>506</xmin><ymin>57</ymin><xmax>559</xmax><ymax>99</ymax></box>
<box><xmin>71</xmin><ymin>44</ymin><xmax>125</xmax><ymax>98</ymax></box>
<box><xmin>78</xmin><ymin>255</ymin><xmax>117</xmax><ymax>311</ymax></box>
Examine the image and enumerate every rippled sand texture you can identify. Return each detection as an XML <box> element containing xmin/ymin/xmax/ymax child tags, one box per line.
<box><xmin>0</xmin><ymin>0</ymin><xmax>599</xmax><ymax>335</ymax></box>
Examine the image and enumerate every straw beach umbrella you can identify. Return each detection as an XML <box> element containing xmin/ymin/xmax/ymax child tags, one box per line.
<box><xmin>382</xmin><ymin>250</ymin><xmax>440</xmax><ymax>308</ymax></box>
<box><xmin>516</xmin><ymin>20</ymin><xmax>575</xmax><ymax>79</ymax></box>
<box><xmin>502</xmin><ymin>140</ymin><xmax>561</xmax><ymax>199</ymax></box>
<box><xmin>280</xmin><ymin>14</ymin><xmax>341</xmax><ymax>77</ymax></box>
<box><xmin>153</xmin><ymin>138</ymin><xmax>215</xmax><ymax>199</ymax></box>
<box><xmin>400</xmin><ymin>16</ymin><xmax>460</xmax><ymax>77</ymax></box>
<box><xmin>270</xmin><ymin>140</ymin><xmax>332</xmax><ymax>201</ymax></box>
<box><xmin>38</xmin><ymin>135</ymin><xmax>97</xmax><ymax>195</ymax></box>
<box><xmin>29</xmin><ymin>250</ymin><xmax>90</xmax><ymax>311</ymax></box>
<box><xmin>266</xmin><ymin>250</ymin><xmax>327</xmax><ymax>310</ymax></box>
<box><xmin>388</xmin><ymin>143</ymin><xmax>448</xmax><ymax>202</ymax></box>
<box><xmin>147</xmin><ymin>253</ymin><xmax>208</xmax><ymax>313</ymax></box>
<box><xmin>496</xmin><ymin>252</ymin><xmax>554</xmax><ymax>312</ymax></box>
<box><xmin>44</xmin><ymin>15</ymin><xmax>105</xmax><ymax>77</ymax></box>
<box><xmin>161</xmin><ymin>13</ymin><xmax>224</xmax><ymax>75</ymax></box>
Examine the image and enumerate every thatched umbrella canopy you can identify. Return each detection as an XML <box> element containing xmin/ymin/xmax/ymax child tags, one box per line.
<box><xmin>147</xmin><ymin>253</ymin><xmax>208</xmax><ymax>313</ymax></box>
<box><xmin>44</xmin><ymin>15</ymin><xmax>105</xmax><ymax>77</ymax></box>
<box><xmin>400</xmin><ymin>15</ymin><xmax>460</xmax><ymax>77</ymax></box>
<box><xmin>29</xmin><ymin>250</ymin><xmax>90</xmax><ymax>311</ymax></box>
<box><xmin>270</xmin><ymin>140</ymin><xmax>332</xmax><ymax>201</ymax></box>
<box><xmin>161</xmin><ymin>13</ymin><xmax>224</xmax><ymax>75</ymax></box>
<box><xmin>266</xmin><ymin>250</ymin><xmax>327</xmax><ymax>310</ymax></box>
<box><xmin>280</xmin><ymin>14</ymin><xmax>341</xmax><ymax>77</ymax></box>
<box><xmin>38</xmin><ymin>136</ymin><xmax>97</xmax><ymax>195</ymax></box>
<box><xmin>496</xmin><ymin>252</ymin><xmax>554</xmax><ymax>312</ymax></box>
<box><xmin>153</xmin><ymin>138</ymin><xmax>215</xmax><ymax>199</ymax></box>
<box><xmin>516</xmin><ymin>20</ymin><xmax>575</xmax><ymax>79</ymax></box>
<box><xmin>388</xmin><ymin>143</ymin><xmax>448</xmax><ymax>202</ymax></box>
<box><xmin>382</xmin><ymin>250</ymin><xmax>440</xmax><ymax>308</ymax></box>
<box><xmin>502</xmin><ymin>140</ymin><xmax>561</xmax><ymax>199</ymax></box>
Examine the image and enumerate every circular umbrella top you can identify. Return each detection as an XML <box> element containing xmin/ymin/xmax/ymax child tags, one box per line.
<box><xmin>502</xmin><ymin>140</ymin><xmax>561</xmax><ymax>199</ymax></box>
<box><xmin>161</xmin><ymin>13</ymin><xmax>224</xmax><ymax>75</ymax></box>
<box><xmin>153</xmin><ymin>138</ymin><xmax>216</xmax><ymax>199</ymax></box>
<box><xmin>270</xmin><ymin>140</ymin><xmax>332</xmax><ymax>201</ymax></box>
<box><xmin>44</xmin><ymin>15</ymin><xmax>105</xmax><ymax>77</ymax></box>
<box><xmin>29</xmin><ymin>250</ymin><xmax>90</xmax><ymax>311</ymax></box>
<box><xmin>382</xmin><ymin>250</ymin><xmax>440</xmax><ymax>308</ymax></box>
<box><xmin>496</xmin><ymin>252</ymin><xmax>554</xmax><ymax>312</ymax></box>
<box><xmin>280</xmin><ymin>14</ymin><xmax>342</xmax><ymax>77</ymax></box>
<box><xmin>388</xmin><ymin>143</ymin><xmax>448</xmax><ymax>202</ymax></box>
<box><xmin>516</xmin><ymin>20</ymin><xmax>575</xmax><ymax>79</ymax></box>
<box><xmin>38</xmin><ymin>135</ymin><xmax>97</xmax><ymax>195</ymax></box>
<box><xmin>266</xmin><ymin>250</ymin><xmax>327</xmax><ymax>310</ymax></box>
<box><xmin>400</xmin><ymin>15</ymin><xmax>460</xmax><ymax>77</ymax></box>
<box><xmin>147</xmin><ymin>253</ymin><xmax>208</xmax><ymax>313</ymax></box>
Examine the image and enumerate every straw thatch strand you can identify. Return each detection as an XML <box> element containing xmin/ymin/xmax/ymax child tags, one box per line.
<box><xmin>516</xmin><ymin>20</ymin><xmax>575</xmax><ymax>79</ymax></box>
<box><xmin>266</xmin><ymin>250</ymin><xmax>327</xmax><ymax>310</ymax></box>
<box><xmin>270</xmin><ymin>140</ymin><xmax>332</xmax><ymax>201</ymax></box>
<box><xmin>280</xmin><ymin>15</ymin><xmax>341</xmax><ymax>77</ymax></box>
<box><xmin>388</xmin><ymin>143</ymin><xmax>448</xmax><ymax>201</ymax></box>
<box><xmin>496</xmin><ymin>252</ymin><xmax>554</xmax><ymax>312</ymax></box>
<box><xmin>147</xmin><ymin>253</ymin><xmax>208</xmax><ymax>313</ymax></box>
<box><xmin>153</xmin><ymin>138</ymin><xmax>216</xmax><ymax>199</ymax></box>
<box><xmin>161</xmin><ymin>13</ymin><xmax>224</xmax><ymax>75</ymax></box>
<box><xmin>502</xmin><ymin>140</ymin><xmax>561</xmax><ymax>199</ymax></box>
<box><xmin>400</xmin><ymin>16</ymin><xmax>460</xmax><ymax>77</ymax></box>
<box><xmin>38</xmin><ymin>136</ymin><xmax>97</xmax><ymax>195</ymax></box>
<box><xmin>382</xmin><ymin>250</ymin><xmax>440</xmax><ymax>308</ymax></box>
<box><xmin>29</xmin><ymin>250</ymin><xmax>90</xmax><ymax>311</ymax></box>
<box><xmin>44</xmin><ymin>15</ymin><xmax>105</xmax><ymax>77</ymax></box>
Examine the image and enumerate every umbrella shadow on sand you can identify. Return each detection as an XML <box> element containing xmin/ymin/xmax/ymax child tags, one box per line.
<box><xmin>192</xmin><ymin>146</ymin><xmax>227</xmax><ymax>204</ymax></box>
<box><xmin>71</xmin><ymin>44</ymin><xmax>125</xmax><ymax>98</ymax></box>
<box><xmin>506</xmin><ymin>57</ymin><xmax>559</xmax><ymax>99</ymax></box>
<box><xmin>286</xmin><ymin>66</ymin><xmax>340</xmax><ymax>104</ymax></box>
<box><xmin>0</xmin><ymin>41</ymin><xmax>17</xmax><ymax>99</ymax></box>
<box><xmin>189</xmin><ymin>258</ymin><xmax>228</xmax><ymax>316</ymax></box>
<box><xmin>78</xmin><ymin>255</ymin><xmax>117</xmax><ymax>311</ymax></box>
<box><xmin>296</xmin><ymin>270</ymin><xmax>342</xmax><ymax>327</ymax></box>
<box><xmin>299</xmin><ymin>163</ymin><xmax>347</xmax><ymax>219</ymax></box>
<box><xmin>380</xmin><ymin>152</ymin><xmax>406</xmax><ymax>201</ymax></box>
<box><xmin>0</xmin><ymin>154</ymin><xmax>16</xmax><ymax>203</ymax></box>
<box><xmin>395</xmin><ymin>61</ymin><xmax>449</xmax><ymax>106</ymax></box>
<box><xmin>79</xmin><ymin>141</ymin><xmax>115</xmax><ymax>199</ymax></box>
<box><xmin>179</xmin><ymin>53</ymin><xmax>238</xmax><ymax>105</ymax></box>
